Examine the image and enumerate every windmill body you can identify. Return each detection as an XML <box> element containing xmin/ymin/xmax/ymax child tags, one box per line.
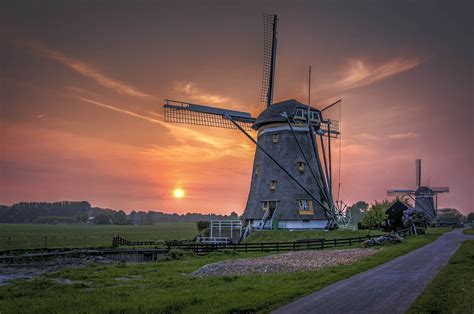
<box><xmin>243</xmin><ymin>99</ymin><xmax>331</xmax><ymax>230</ymax></box>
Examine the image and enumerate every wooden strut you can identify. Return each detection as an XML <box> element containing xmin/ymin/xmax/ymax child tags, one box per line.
<box><xmin>309</xmin><ymin>124</ymin><xmax>334</xmax><ymax>207</ymax></box>
<box><xmin>319</xmin><ymin>132</ymin><xmax>331</xmax><ymax>199</ymax></box>
<box><xmin>283</xmin><ymin>113</ymin><xmax>332</xmax><ymax>206</ymax></box>
<box><xmin>308</xmin><ymin>124</ymin><xmax>338</xmax><ymax>227</ymax></box>
<box><xmin>225</xmin><ymin>114</ymin><xmax>332</xmax><ymax>221</ymax></box>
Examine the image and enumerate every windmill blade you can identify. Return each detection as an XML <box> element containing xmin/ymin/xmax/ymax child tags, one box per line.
<box><xmin>387</xmin><ymin>189</ymin><xmax>416</xmax><ymax>196</ymax></box>
<box><xmin>260</xmin><ymin>13</ymin><xmax>278</xmax><ymax>107</ymax></box>
<box><xmin>164</xmin><ymin>99</ymin><xmax>256</xmax><ymax>131</ymax></box>
<box><xmin>416</xmin><ymin>159</ymin><xmax>422</xmax><ymax>188</ymax></box>
<box><xmin>431</xmin><ymin>187</ymin><xmax>449</xmax><ymax>193</ymax></box>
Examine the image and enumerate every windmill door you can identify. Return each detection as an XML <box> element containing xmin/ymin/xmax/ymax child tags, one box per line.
<box><xmin>268</xmin><ymin>201</ymin><xmax>277</xmax><ymax>219</ymax></box>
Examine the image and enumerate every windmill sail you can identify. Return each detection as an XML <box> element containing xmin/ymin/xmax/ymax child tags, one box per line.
<box><xmin>430</xmin><ymin>187</ymin><xmax>449</xmax><ymax>193</ymax></box>
<box><xmin>164</xmin><ymin>99</ymin><xmax>255</xmax><ymax>131</ymax></box>
<box><xmin>387</xmin><ymin>189</ymin><xmax>416</xmax><ymax>196</ymax></box>
<box><xmin>261</xmin><ymin>13</ymin><xmax>278</xmax><ymax>108</ymax></box>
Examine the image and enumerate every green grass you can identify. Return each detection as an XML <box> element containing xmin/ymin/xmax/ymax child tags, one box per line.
<box><xmin>0</xmin><ymin>223</ymin><xmax>198</xmax><ymax>250</ymax></box>
<box><xmin>408</xmin><ymin>240</ymin><xmax>474</xmax><ymax>314</ymax></box>
<box><xmin>462</xmin><ymin>227</ymin><xmax>474</xmax><ymax>235</ymax></box>
<box><xmin>245</xmin><ymin>228</ymin><xmax>384</xmax><ymax>243</ymax></box>
<box><xmin>0</xmin><ymin>227</ymin><xmax>449</xmax><ymax>313</ymax></box>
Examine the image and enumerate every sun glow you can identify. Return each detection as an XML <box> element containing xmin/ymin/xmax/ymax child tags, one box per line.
<box><xmin>173</xmin><ymin>188</ymin><xmax>185</xmax><ymax>199</ymax></box>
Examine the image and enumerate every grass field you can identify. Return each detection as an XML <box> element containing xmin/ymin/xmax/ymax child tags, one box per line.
<box><xmin>408</xmin><ymin>240</ymin><xmax>474</xmax><ymax>313</ymax></box>
<box><xmin>0</xmin><ymin>223</ymin><xmax>198</xmax><ymax>250</ymax></box>
<box><xmin>245</xmin><ymin>229</ymin><xmax>384</xmax><ymax>243</ymax></box>
<box><xmin>462</xmin><ymin>227</ymin><xmax>474</xmax><ymax>235</ymax></box>
<box><xmin>1</xmin><ymin>224</ymin><xmax>386</xmax><ymax>250</ymax></box>
<box><xmin>0</xmin><ymin>228</ymin><xmax>449</xmax><ymax>313</ymax></box>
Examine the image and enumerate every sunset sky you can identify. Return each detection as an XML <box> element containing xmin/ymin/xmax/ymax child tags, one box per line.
<box><xmin>1</xmin><ymin>0</ymin><xmax>472</xmax><ymax>214</ymax></box>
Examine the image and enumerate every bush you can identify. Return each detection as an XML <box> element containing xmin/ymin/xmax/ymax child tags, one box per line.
<box><xmin>168</xmin><ymin>248</ymin><xmax>194</xmax><ymax>260</ymax></box>
<box><xmin>362</xmin><ymin>200</ymin><xmax>390</xmax><ymax>229</ymax></box>
<box><xmin>196</xmin><ymin>221</ymin><xmax>210</xmax><ymax>232</ymax></box>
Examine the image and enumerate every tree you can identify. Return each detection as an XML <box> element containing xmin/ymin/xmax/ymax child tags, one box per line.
<box><xmin>467</xmin><ymin>212</ymin><xmax>474</xmax><ymax>223</ymax></box>
<box><xmin>362</xmin><ymin>200</ymin><xmax>390</xmax><ymax>229</ymax></box>
<box><xmin>113</xmin><ymin>210</ymin><xmax>128</xmax><ymax>225</ymax></box>
<box><xmin>348</xmin><ymin>201</ymin><xmax>369</xmax><ymax>224</ymax></box>
<box><xmin>437</xmin><ymin>208</ymin><xmax>465</xmax><ymax>224</ymax></box>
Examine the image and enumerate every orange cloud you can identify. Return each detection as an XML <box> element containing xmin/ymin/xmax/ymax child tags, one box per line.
<box><xmin>19</xmin><ymin>40</ymin><xmax>153</xmax><ymax>98</ymax></box>
<box><xmin>388</xmin><ymin>132</ymin><xmax>419</xmax><ymax>139</ymax></box>
<box><xmin>332</xmin><ymin>57</ymin><xmax>422</xmax><ymax>90</ymax></box>
<box><xmin>174</xmin><ymin>81</ymin><xmax>232</xmax><ymax>106</ymax></box>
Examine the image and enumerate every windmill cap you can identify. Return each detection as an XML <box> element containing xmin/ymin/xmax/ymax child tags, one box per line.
<box><xmin>252</xmin><ymin>99</ymin><xmax>321</xmax><ymax>130</ymax></box>
<box><xmin>415</xmin><ymin>186</ymin><xmax>435</xmax><ymax>195</ymax></box>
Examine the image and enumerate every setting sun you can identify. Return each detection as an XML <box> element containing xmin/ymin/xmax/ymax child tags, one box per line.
<box><xmin>172</xmin><ymin>188</ymin><xmax>185</xmax><ymax>199</ymax></box>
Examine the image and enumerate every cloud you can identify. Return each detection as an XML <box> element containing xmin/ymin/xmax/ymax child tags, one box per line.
<box><xmin>332</xmin><ymin>57</ymin><xmax>423</xmax><ymax>90</ymax></box>
<box><xmin>388</xmin><ymin>132</ymin><xmax>419</xmax><ymax>139</ymax></box>
<box><xmin>174</xmin><ymin>81</ymin><xmax>231</xmax><ymax>105</ymax></box>
<box><xmin>76</xmin><ymin>96</ymin><xmax>252</xmax><ymax>152</ymax></box>
<box><xmin>356</xmin><ymin>132</ymin><xmax>379</xmax><ymax>141</ymax></box>
<box><xmin>19</xmin><ymin>41</ymin><xmax>153</xmax><ymax>98</ymax></box>
<box><xmin>36</xmin><ymin>113</ymin><xmax>47</xmax><ymax>119</ymax></box>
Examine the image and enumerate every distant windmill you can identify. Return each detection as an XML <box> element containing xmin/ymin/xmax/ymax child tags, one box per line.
<box><xmin>163</xmin><ymin>14</ymin><xmax>345</xmax><ymax>239</ymax></box>
<box><xmin>387</xmin><ymin>159</ymin><xmax>449</xmax><ymax>221</ymax></box>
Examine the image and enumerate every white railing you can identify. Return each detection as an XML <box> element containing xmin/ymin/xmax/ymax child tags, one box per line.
<box><xmin>259</xmin><ymin>209</ymin><xmax>270</xmax><ymax>230</ymax></box>
<box><xmin>242</xmin><ymin>223</ymin><xmax>252</xmax><ymax>241</ymax></box>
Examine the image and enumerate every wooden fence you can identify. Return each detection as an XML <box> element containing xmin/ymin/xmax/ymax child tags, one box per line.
<box><xmin>113</xmin><ymin>227</ymin><xmax>414</xmax><ymax>255</ymax></box>
<box><xmin>165</xmin><ymin>236</ymin><xmax>372</xmax><ymax>255</ymax></box>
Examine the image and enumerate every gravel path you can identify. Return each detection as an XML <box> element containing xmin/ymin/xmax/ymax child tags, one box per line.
<box><xmin>273</xmin><ymin>228</ymin><xmax>474</xmax><ymax>314</ymax></box>
<box><xmin>192</xmin><ymin>248</ymin><xmax>376</xmax><ymax>277</ymax></box>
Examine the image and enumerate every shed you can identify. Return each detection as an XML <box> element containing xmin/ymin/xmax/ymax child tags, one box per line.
<box><xmin>385</xmin><ymin>200</ymin><xmax>409</xmax><ymax>231</ymax></box>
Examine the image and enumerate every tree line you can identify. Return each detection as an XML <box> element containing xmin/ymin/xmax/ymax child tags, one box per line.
<box><xmin>0</xmin><ymin>201</ymin><xmax>238</xmax><ymax>225</ymax></box>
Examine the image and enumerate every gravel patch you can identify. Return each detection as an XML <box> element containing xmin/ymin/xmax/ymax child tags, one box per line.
<box><xmin>192</xmin><ymin>248</ymin><xmax>376</xmax><ymax>277</ymax></box>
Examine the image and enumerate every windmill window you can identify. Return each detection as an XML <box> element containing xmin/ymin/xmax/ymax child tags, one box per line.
<box><xmin>262</xmin><ymin>201</ymin><xmax>269</xmax><ymax>211</ymax></box>
<box><xmin>270</xmin><ymin>180</ymin><xmax>277</xmax><ymax>190</ymax></box>
<box><xmin>255</xmin><ymin>165</ymin><xmax>260</xmax><ymax>176</ymax></box>
<box><xmin>272</xmin><ymin>134</ymin><xmax>279</xmax><ymax>143</ymax></box>
<box><xmin>295</xmin><ymin>108</ymin><xmax>306</xmax><ymax>120</ymax></box>
<box><xmin>298</xmin><ymin>199</ymin><xmax>314</xmax><ymax>215</ymax></box>
<box><xmin>310</xmin><ymin>111</ymin><xmax>320</xmax><ymax>122</ymax></box>
<box><xmin>298</xmin><ymin>162</ymin><xmax>305</xmax><ymax>173</ymax></box>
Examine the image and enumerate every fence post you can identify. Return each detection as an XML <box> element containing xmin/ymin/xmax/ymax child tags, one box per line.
<box><xmin>261</xmin><ymin>242</ymin><xmax>263</xmax><ymax>253</ymax></box>
<box><xmin>320</xmin><ymin>240</ymin><xmax>324</xmax><ymax>250</ymax></box>
<box><xmin>293</xmin><ymin>242</ymin><xmax>296</xmax><ymax>251</ymax></box>
<box><xmin>349</xmin><ymin>238</ymin><xmax>352</xmax><ymax>246</ymax></box>
<box><xmin>276</xmin><ymin>242</ymin><xmax>279</xmax><ymax>252</ymax></box>
<box><xmin>334</xmin><ymin>239</ymin><xmax>337</xmax><ymax>247</ymax></box>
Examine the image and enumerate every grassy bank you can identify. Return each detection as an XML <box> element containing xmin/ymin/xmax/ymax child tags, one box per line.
<box><xmin>408</xmin><ymin>240</ymin><xmax>474</xmax><ymax>313</ymax></box>
<box><xmin>0</xmin><ymin>223</ymin><xmax>197</xmax><ymax>250</ymax></box>
<box><xmin>462</xmin><ymin>227</ymin><xmax>474</xmax><ymax>235</ymax></box>
<box><xmin>245</xmin><ymin>228</ymin><xmax>384</xmax><ymax>243</ymax></box>
<box><xmin>0</xmin><ymin>228</ymin><xmax>449</xmax><ymax>313</ymax></box>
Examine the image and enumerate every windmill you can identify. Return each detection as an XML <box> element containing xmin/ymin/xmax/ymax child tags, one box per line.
<box><xmin>163</xmin><ymin>14</ymin><xmax>344</xmax><ymax>238</ymax></box>
<box><xmin>387</xmin><ymin>159</ymin><xmax>449</xmax><ymax>222</ymax></box>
